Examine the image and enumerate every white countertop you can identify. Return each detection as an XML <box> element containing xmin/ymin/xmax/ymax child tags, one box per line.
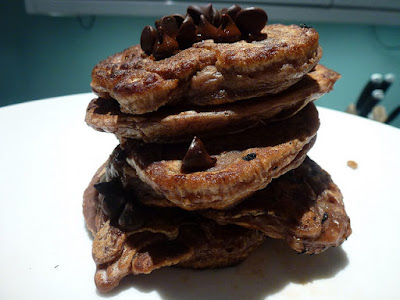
<box><xmin>1</xmin><ymin>93</ymin><xmax>400</xmax><ymax>299</ymax></box>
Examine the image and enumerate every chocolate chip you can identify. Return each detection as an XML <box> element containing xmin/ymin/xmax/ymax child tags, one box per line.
<box><xmin>95</xmin><ymin>179</ymin><xmax>126</xmax><ymax>219</ymax></box>
<box><xmin>187</xmin><ymin>3</ymin><xmax>213</xmax><ymax>25</ymax></box>
<box><xmin>101</xmin><ymin>194</ymin><xmax>126</xmax><ymax>219</ymax></box>
<box><xmin>140</xmin><ymin>5</ymin><xmax>269</xmax><ymax>59</ymax></box>
<box><xmin>114</xmin><ymin>146</ymin><xmax>126</xmax><ymax>163</ymax></box>
<box><xmin>154</xmin><ymin>18</ymin><xmax>161</xmax><ymax>30</ymax></box>
<box><xmin>160</xmin><ymin>16</ymin><xmax>179</xmax><ymax>38</ymax></box>
<box><xmin>171</xmin><ymin>14</ymin><xmax>185</xmax><ymax>27</ymax></box>
<box><xmin>211</xmin><ymin>6</ymin><xmax>221</xmax><ymax>27</ymax></box>
<box><xmin>224</xmin><ymin>4</ymin><xmax>242</xmax><ymax>21</ymax></box>
<box><xmin>187</xmin><ymin>6</ymin><xmax>201</xmax><ymax>24</ymax></box>
<box><xmin>235</xmin><ymin>7</ymin><xmax>268</xmax><ymax>36</ymax></box>
<box><xmin>182</xmin><ymin>136</ymin><xmax>217</xmax><ymax>173</ymax></box>
<box><xmin>322</xmin><ymin>212</ymin><xmax>329</xmax><ymax>224</ymax></box>
<box><xmin>140</xmin><ymin>25</ymin><xmax>157</xmax><ymax>55</ymax></box>
<box><xmin>217</xmin><ymin>14</ymin><xmax>241</xmax><ymax>43</ymax></box>
<box><xmin>118</xmin><ymin>202</ymin><xmax>145</xmax><ymax>231</ymax></box>
<box><xmin>248</xmin><ymin>32</ymin><xmax>268</xmax><ymax>42</ymax></box>
<box><xmin>153</xmin><ymin>33</ymin><xmax>179</xmax><ymax>60</ymax></box>
<box><xmin>94</xmin><ymin>178</ymin><xmax>122</xmax><ymax>196</ymax></box>
<box><xmin>242</xmin><ymin>153</ymin><xmax>257</xmax><ymax>161</ymax></box>
<box><xmin>176</xmin><ymin>15</ymin><xmax>197</xmax><ymax>48</ymax></box>
<box><xmin>197</xmin><ymin>14</ymin><xmax>219</xmax><ymax>41</ymax></box>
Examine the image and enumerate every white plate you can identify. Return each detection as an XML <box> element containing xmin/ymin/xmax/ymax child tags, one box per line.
<box><xmin>1</xmin><ymin>93</ymin><xmax>399</xmax><ymax>299</ymax></box>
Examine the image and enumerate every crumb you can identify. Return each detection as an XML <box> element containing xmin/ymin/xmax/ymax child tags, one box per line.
<box><xmin>347</xmin><ymin>160</ymin><xmax>358</xmax><ymax>169</ymax></box>
<box><xmin>54</xmin><ymin>265</ymin><xmax>59</xmax><ymax>269</ymax></box>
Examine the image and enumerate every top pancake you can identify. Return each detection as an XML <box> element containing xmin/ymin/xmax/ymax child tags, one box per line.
<box><xmin>91</xmin><ymin>24</ymin><xmax>322</xmax><ymax>114</ymax></box>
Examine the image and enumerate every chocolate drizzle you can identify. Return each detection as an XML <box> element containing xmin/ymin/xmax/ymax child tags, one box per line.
<box><xmin>181</xmin><ymin>136</ymin><xmax>217</xmax><ymax>173</ymax></box>
<box><xmin>140</xmin><ymin>4</ymin><xmax>268</xmax><ymax>60</ymax></box>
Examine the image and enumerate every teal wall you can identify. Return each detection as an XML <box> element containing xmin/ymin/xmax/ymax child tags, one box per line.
<box><xmin>2</xmin><ymin>1</ymin><xmax>400</xmax><ymax>128</ymax></box>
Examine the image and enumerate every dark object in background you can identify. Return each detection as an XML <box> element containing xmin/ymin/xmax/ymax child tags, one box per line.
<box><xmin>350</xmin><ymin>73</ymin><xmax>397</xmax><ymax>123</ymax></box>
<box><xmin>358</xmin><ymin>89</ymin><xmax>384</xmax><ymax>117</ymax></box>
<box><xmin>355</xmin><ymin>73</ymin><xmax>383</xmax><ymax>113</ymax></box>
<box><xmin>385</xmin><ymin>106</ymin><xmax>400</xmax><ymax>124</ymax></box>
<box><xmin>380</xmin><ymin>73</ymin><xmax>395</xmax><ymax>93</ymax></box>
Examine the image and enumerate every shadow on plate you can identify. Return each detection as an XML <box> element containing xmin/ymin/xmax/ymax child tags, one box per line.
<box><xmin>97</xmin><ymin>238</ymin><xmax>349</xmax><ymax>300</ymax></box>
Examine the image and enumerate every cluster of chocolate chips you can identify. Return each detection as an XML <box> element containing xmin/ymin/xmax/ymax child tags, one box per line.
<box><xmin>140</xmin><ymin>4</ymin><xmax>268</xmax><ymax>60</ymax></box>
<box><xmin>94</xmin><ymin>179</ymin><xmax>144</xmax><ymax>231</ymax></box>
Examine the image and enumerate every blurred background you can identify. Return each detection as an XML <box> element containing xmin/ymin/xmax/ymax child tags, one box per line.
<box><xmin>1</xmin><ymin>1</ymin><xmax>400</xmax><ymax>127</ymax></box>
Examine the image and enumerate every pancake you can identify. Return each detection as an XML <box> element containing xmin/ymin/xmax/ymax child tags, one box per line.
<box><xmin>119</xmin><ymin>102</ymin><xmax>319</xmax><ymax>210</ymax></box>
<box><xmin>91</xmin><ymin>24</ymin><xmax>322</xmax><ymax>114</ymax></box>
<box><xmin>201</xmin><ymin>157</ymin><xmax>352</xmax><ymax>254</ymax></box>
<box><xmin>83</xmin><ymin>165</ymin><xmax>265</xmax><ymax>293</ymax></box>
<box><xmin>86</xmin><ymin>64</ymin><xmax>339</xmax><ymax>143</ymax></box>
<box><xmin>83</xmin><ymin>4</ymin><xmax>350</xmax><ymax>294</ymax></box>
<box><xmin>104</xmin><ymin>147</ymin><xmax>351</xmax><ymax>255</ymax></box>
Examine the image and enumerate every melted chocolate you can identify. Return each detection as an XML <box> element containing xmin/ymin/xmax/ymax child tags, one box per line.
<box><xmin>118</xmin><ymin>202</ymin><xmax>145</xmax><ymax>231</ymax></box>
<box><xmin>181</xmin><ymin>136</ymin><xmax>217</xmax><ymax>173</ymax></box>
<box><xmin>140</xmin><ymin>4</ymin><xmax>268</xmax><ymax>60</ymax></box>
<box><xmin>101</xmin><ymin>194</ymin><xmax>126</xmax><ymax>219</ymax></box>
<box><xmin>94</xmin><ymin>179</ymin><xmax>126</xmax><ymax>219</ymax></box>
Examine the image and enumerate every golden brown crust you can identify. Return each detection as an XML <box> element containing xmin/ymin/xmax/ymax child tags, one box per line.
<box><xmin>120</xmin><ymin>103</ymin><xmax>319</xmax><ymax>210</ymax></box>
<box><xmin>91</xmin><ymin>24</ymin><xmax>321</xmax><ymax>114</ymax></box>
<box><xmin>86</xmin><ymin>64</ymin><xmax>339</xmax><ymax>143</ymax></box>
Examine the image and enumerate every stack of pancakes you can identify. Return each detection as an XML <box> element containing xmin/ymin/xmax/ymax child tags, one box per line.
<box><xmin>83</xmin><ymin>4</ymin><xmax>351</xmax><ymax>293</ymax></box>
